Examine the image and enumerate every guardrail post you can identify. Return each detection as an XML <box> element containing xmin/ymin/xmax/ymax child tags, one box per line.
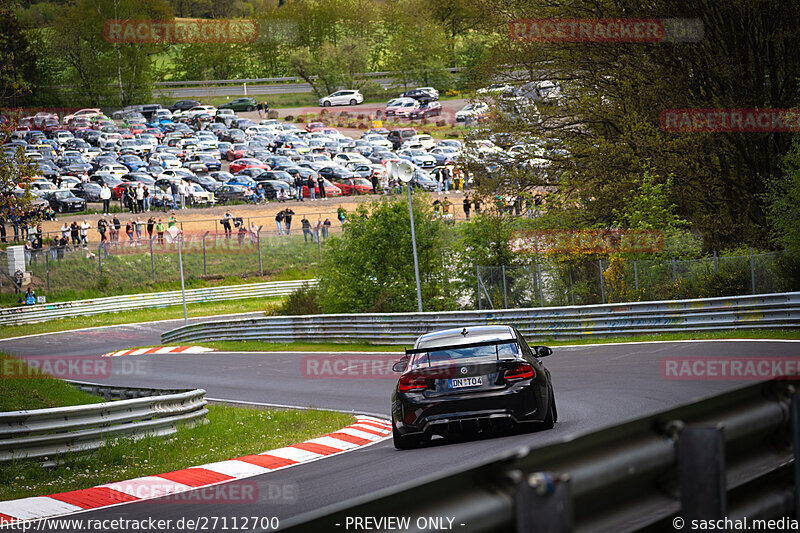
<box><xmin>750</xmin><ymin>246</ymin><xmax>756</xmax><ymax>294</ymax></box>
<box><xmin>202</xmin><ymin>231</ymin><xmax>209</xmax><ymax>277</ymax></box>
<box><xmin>568</xmin><ymin>263</ymin><xmax>575</xmax><ymax>306</ymax></box>
<box><xmin>792</xmin><ymin>392</ymin><xmax>800</xmax><ymax>521</ymax></box>
<box><xmin>537</xmin><ymin>262</ymin><xmax>544</xmax><ymax>307</ymax></box>
<box><xmin>515</xmin><ymin>472</ymin><xmax>573</xmax><ymax>532</ymax></box>
<box><xmin>599</xmin><ymin>259</ymin><xmax>605</xmax><ymax>304</ymax></box>
<box><xmin>501</xmin><ymin>265</ymin><xmax>508</xmax><ymax>309</ymax></box>
<box><xmin>678</xmin><ymin>425</ymin><xmax>726</xmax><ymax>521</ymax></box>
<box><xmin>149</xmin><ymin>237</ymin><xmax>156</xmax><ymax>282</ymax></box>
<box><xmin>257</xmin><ymin>225</ymin><xmax>263</xmax><ymax>276</ymax></box>
<box><xmin>477</xmin><ymin>266</ymin><xmax>481</xmax><ymax>310</ymax></box>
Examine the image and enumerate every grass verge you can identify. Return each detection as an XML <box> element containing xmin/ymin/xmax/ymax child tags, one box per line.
<box><xmin>0</xmin><ymin>404</ymin><xmax>354</xmax><ymax>501</ymax></box>
<box><xmin>0</xmin><ymin>296</ymin><xmax>279</xmax><ymax>339</ymax></box>
<box><xmin>0</xmin><ymin>354</ymin><xmax>104</xmax><ymax>411</ymax></box>
<box><xmin>199</xmin><ymin>329</ymin><xmax>800</xmax><ymax>353</ymax></box>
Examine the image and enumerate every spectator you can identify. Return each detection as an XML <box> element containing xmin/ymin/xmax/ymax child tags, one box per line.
<box><xmin>170</xmin><ymin>180</ymin><xmax>178</xmax><ymax>208</ymax></box>
<box><xmin>97</xmin><ymin>216</ymin><xmax>108</xmax><ymax>244</ymax></box>
<box><xmin>371</xmin><ymin>173</ymin><xmax>378</xmax><ymax>194</ymax></box>
<box><xmin>60</xmin><ymin>222</ymin><xmax>70</xmax><ymax>241</ymax></box>
<box><xmin>314</xmin><ymin>217</ymin><xmax>322</xmax><ymax>241</ymax></box>
<box><xmin>125</xmin><ymin>186</ymin><xmax>136</xmax><ymax>213</ymax></box>
<box><xmin>237</xmin><ymin>224</ymin><xmax>247</xmax><ymax>246</ymax></box>
<box><xmin>244</xmin><ymin>186</ymin><xmax>257</xmax><ymax>203</ymax></box>
<box><xmin>125</xmin><ymin>220</ymin><xmax>134</xmax><ymax>245</ymax></box>
<box><xmin>256</xmin><ymin>101</ymin><xmax>263</xmax><ymax>118</ymax></box>
<box><xmin>277</xmin><ymin>188</ymin><xmax>288</xmax><ymax>202</ymax></box>
<box><xmin>249</xmin><ymin>221</ymin><xmax>259</xmax><ymax>245</ymax></box>
<box><xmin>155</xmin><ymin>218</ymin><xmax>165</xmax><ymax>245</ymax></box>
<box><xmin>168</xmin><ymin>213</ymin><xmax>177</xmax><ymax>229</ymax></box>
<box><xmin>474</xmin><ymin>197</ymin><xmax>482</xmax><ymax>215</ymax></box>
<box><xmin>70</xmin><ymin>221</ymin><xmax>80</xmax><ymax>247</ymax></box>
<box><xmin>322</xmin><ymin>217</ymin><xmax>331</xmax><ymax>239</ymax></box>
<box><xmin>307</xmin><ymin>176</ymin><xmax>316</xmax><ymax>200</ymax></box>
<box><xmin>301</xmin><ymin>216</ymin><xmax>314</xmax><ymax>242</ymax></box>
<box><xmin>80</xmin><ymin>220</ymin><xmax>91</xmax><ymax>247</ymax></box>
<box><xmin>135</xmin><ymin>217</ymin><xmax>143</xmax><ymax>245</ymax></box>
<box><xmin>147</xmin><ymin>216</ymin><xmax>155</xmax><ymax>242</ymax></box>
<box><xmin>143</xmin><ymin>185</ymin><xmax>151</xmax><ymax>212</ymax></box>
<box><xmin>294</xmin><ymin>175</ymin><xmax>304</xmax><ymax>201</ymax></box>
<box><xmin>463</xmin><ymin>195</ymin><xmax>471</xmax><ymax>220</ymax></box>
<box><xmin>275</xmin><ymin>209</ymin><xmax>285</xmax><ymax>235</ymax></box>
<box><xmin>177</xmin><ymin>180</ymin><xmax>187</xmax><ymax>209</ymax></box>
<box><xmin>317</xmin><ymin>175</ymin><xmax>326</xmax><ymax>199</ymax></box>
<box><xmin>111</xmin><ymin>215</ymin><xmax>121</xmax><ymax>244</ymax></box>
<box><xmin>337</xmin><ymin>206</ymin><xmax>346</xmax><ymax>225</ymax></box>
<box><xmin>100</xmin><ymin>184</ymin><xmax>111</xmax><ymax>214</ymax></box>
<box><xmin>25</xmin><ymin>287</ymin><xmax>36</xmax><ymax>306</ymax></box>
<box><xmin>136</xmin><ymin>183</ymin><xmax>145</xmax><ymax>213</ymax></box>
<box><xmin>284</xmin><ymin>207</ymin><xmax>294</xmax><ymax>234</ymax></box>
<box><xmin>221</xmin><ymin>210</ymin><xmax>233</xmax><ymax>238</ymax></box>
<box><xmin>255</xmin><ymin>183</ymin><xmax>266</xmax><ymax>204</ymax></box>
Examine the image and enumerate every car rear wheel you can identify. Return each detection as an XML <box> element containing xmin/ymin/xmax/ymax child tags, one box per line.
<box><xmin>349</xmin><ymin>99</ymin><xmax>357</xmax><ymax>106</ymax></box>
<box><xmin>392</xmin><ymin>424</ymin><xmax>422</xmax><ymax>450</ymax></box>
<box><xmin>323</xmin><ymin>101</ymin><xmax>331</xmax><ymax>107</ymax></box>
<box><xmin>247</xmin><ymin>106</ymin><xmax>254</xmax><ymax>111</ymax></box>
<box><xmin>542</xmin><ymin>388</ymin><xmax>556</xmax><ymax>429</ymax></box>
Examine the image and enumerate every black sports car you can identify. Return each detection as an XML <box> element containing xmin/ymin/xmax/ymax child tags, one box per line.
<box><xmin>391</xmin><ymin>325</ymin><xmax>556</xmax><ymax>449</ymax></box>
<box><xmin>41</xmin><ymin>190</ymin><xmax>87</xmax><ymax>213</ymax></box>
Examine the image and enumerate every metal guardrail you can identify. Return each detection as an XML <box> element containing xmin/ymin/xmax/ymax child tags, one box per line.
<box><xmin>0</xmin><ymin>387</ymin><xmax>207</xmax><ymax>462</ymax></box>
<box><xmin>162</xmin><ymin>292</ymin><xmax>800</xmax><ymax>345</ymax></box>
<box><xmin>282</xmin><ymin>380</ymin><xmax>797</xmax><ymax>532</ymax></box>
<box><xmin>0</xmin><ymin>279</ymin><xmax>317</xmax><ymax>326</ymax></box>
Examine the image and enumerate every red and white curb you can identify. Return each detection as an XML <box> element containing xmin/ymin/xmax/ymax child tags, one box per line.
<box><xmin>0</xmin><ymin>416</ymin><xmax>391</xmax><ymax>524</ymax></box>
<box><xmin>101</xmin><ymin>346</ymin><xmax>213</xmax><ymax>358</ymax></box>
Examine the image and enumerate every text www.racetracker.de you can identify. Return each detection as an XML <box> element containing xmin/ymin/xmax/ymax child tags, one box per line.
<box><xmin>1</xmin><ymin>516</ymin><xmax>280</xmax><ymax>532</ymax></box>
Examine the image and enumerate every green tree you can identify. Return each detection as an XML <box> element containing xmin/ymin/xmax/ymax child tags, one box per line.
<box><xmin>288</xmin><ymin>36</ymin><xmax>369</xmax><ymax>97</ymax></box>
<box><xmin>318</xmin><ymin>198</ymin><xmax>454</xmax><ymax>313</ymax></box>
<box><xmin>764</xmin><ymin>135</ymin><xmax>800</xmax><ymax>252</ymax></box>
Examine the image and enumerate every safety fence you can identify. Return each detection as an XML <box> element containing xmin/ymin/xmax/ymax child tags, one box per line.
<box><xmin>0</xmin><ymin>279</ymin><xmax>317</xmax><ymax>326</ymax></box>
<box><xmin>477</xmin><ymin>250</ymin><xmax>796</xmax><ymax>309</ymax></box>
<box><xmin>0</xmin><ymin>386</ymin><xmax>207</xmax><ymax>463</ymax></box>
<box><xmin>281</xmin><ymin>380</ymin><xmax>797</xmax><ymax>532</ymax></box>
<box><xmin>162</xmin><ymin>292</ymin><xmax>800</xmax><ymax>345</ymax></box>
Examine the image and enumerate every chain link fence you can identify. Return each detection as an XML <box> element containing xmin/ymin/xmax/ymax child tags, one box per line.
<box><xmin>477</xmin><ymin>250</ymin><xmax>799</xmax><ymax>309</ymax></box>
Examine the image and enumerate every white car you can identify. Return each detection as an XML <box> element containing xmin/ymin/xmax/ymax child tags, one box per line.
<box><xmin>333</xmin><ymin>152</ymin><xmax>370</xmax><ymax>165</ymax></box>
<box><xmin>385</xmin><ymin>97</ymin><xmax>419</xmax><ymax>117</ymax></box>
<box><xmin>319</xmin><ymin>90</ymin><xmax>364</xmax><ymax>107</ymax></box>
<box><xmin>477</xmin><ymin>83</ymin><xmax>513</xmax><ymax>95</ymax></box>
<box><xmin>99</xmin><ymin>163</ymin><xmax>129</xmax><ymax>178</ymax></box>
<box><xmin>187</xmin><ymin>183</ymin><xmax>216</xmax><ymax>205</ymax></box>
<box><xmin>407</xmin><ymin>134</ymin><xmax>436</xmax><ymax>150</ymax></box>
<box><xmin>455</xmin><ymin>102</ymin><xmax>490</xmax><ymax>122</ymax></box>
<box><xmin>150</xmin><ymin>153</ymin><xmax>182</xmax><ymax>170</ymax></box>
<box><xmin>186</xmin><ymin>105</ymin><xmax>217</xmax><ymax>118</ymax></box>
<box><xmin>362</xmin><ymin>134</ymin><xmax>393</xmax><ymax>150</ymax></box>
<box><xmin>53</xmin><ymin>131</ymin><xmax>75</xmax><ymax>145</ymax></box>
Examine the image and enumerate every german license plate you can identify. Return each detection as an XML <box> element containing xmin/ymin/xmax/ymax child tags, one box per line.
<box><xmin>450</xmin><ymin>377</ymin><xmax>482</xmax><ymax>389</ymax></box>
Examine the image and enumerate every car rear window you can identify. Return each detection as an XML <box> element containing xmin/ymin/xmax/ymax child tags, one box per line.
<box><xmin>410</xmin><ymin>341</ymin><xmax>520</xmax><ymax>367</ymax></box>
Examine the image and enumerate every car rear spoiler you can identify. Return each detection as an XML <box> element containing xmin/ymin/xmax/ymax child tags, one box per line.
<box><xmin>404</xmin><ymin>338</ymin><xmax>518</xmax><ymax>356</ymax></box>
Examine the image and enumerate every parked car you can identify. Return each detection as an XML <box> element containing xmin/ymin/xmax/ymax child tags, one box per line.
<box><xmin>385</xmin><ymin>98</ymin><xmax>419</xmax><ymax>118</ymax></box>
<box><xmin>42</xmin><ymin>189</ymin><xmax>86</xmax><ymax>213</ymax></box>
<box><xmin>331</xmin><ymin>177</ymin><xmax>373</xmax><ymax>195</ymax></box>
<box><xmin>455</xmin><ymin>102</ymin><xmax>490</xmax><ymax>123</ymax></box>
<box><xmin>215</xmin><ymin>183</ymin><xmax>249</xmax><ymax>204</ymax></box>
<box><xmin>218</xmin><ymin>97</ymin><xmax>258</xmax><ymax>112</ymax></box>
<box><xmin>170</xmin><ymin>100</ymin><xmax>201</xmax><ymax>112</ymax></box>
<box><xmin>319</xmin><ymin>90</ymin><xmax>364</xmax><ymax>107</ymax></box>
<box><xmin>387</xmin><ymin>128</ymin><xmax>417</xmax><ymax>150</ymax></box>
<box><xmin>409</xmin><ymin>101</ymin><xmax>443</xmax><ymax>119</ymax></box>
<box><xmin>390</xmin><ymin>325</ymin><xmax>556</xmax><ymax>449</ymax></box>
<box><xmin>402</xmin><ymin>87</ymin><xmax>439</xmax><ymax>103</ymax></box>
<box><xmin>72</xmin><ymin>182</ymin><xmax>104</xmax><ymax>202</ymax></box>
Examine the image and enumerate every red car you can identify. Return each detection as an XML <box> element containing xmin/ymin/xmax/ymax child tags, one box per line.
<box><xmin>146</xmin><ymin>128</ymin><xmax>164</xmax><ymax>140</ymax></box>
<box><xmin>129</xmin><ymin>123</ymin><xmax>146</xmax><ymax>134</ymax></box>
<box><xmin>43</xmin><ymin>119</ymin><xmax>62</xmax><ymax>133</ymax></box>
<box><xmin>226</xmin><ymin>143</ymin><xmax>248</xmax><ymax>161</ymax></box>
<box><xmin>302</xmin><ymin>179</ymin><xmax>342</xmax><ymax>198</ymax></box>
<box><xmin>305</xmin><ymin>121</ymin><xmax>327</xmax><ymax>132</ymax></box>
<box><xmin>229</xmin><ymin>158</ymin><xmax>270</xmax><ymax>174</ymax></box>
<box><xmin>112</xmin><ymin>181</ymin><xmax>143</xmax><ymax>200</ymax></box>
<box><xmin>70</xmin><ymin>118</ymin><xmax>93</xmax><ymax>132</ymax></box>
<box><xmin>331</xmin><ymin>178</ymin><xmax>373</xmax><ymax>195</ymax></box>
<box><xmin>118</xmin><ymin>129</ymin><xmax>134</xmax><ymax>139</ymax></box>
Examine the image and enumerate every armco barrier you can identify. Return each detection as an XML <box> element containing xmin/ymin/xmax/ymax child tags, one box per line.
<box><xmin>0</xmin><ymin>279</ymin><xmax>317</xmax><ymax>326</ymax></box>
<box><xmin>281</xmin><ymin>380</ymin><xmax>797</xmax><ymax>532</ymax></box>
<box><xmin>162</xmin><ymin>292</ymin><xmax>800</xmax><ymax>345</ymax></box>
<box><xmin>0</xmin><ymin>387</ymin><xmax>207</xmax><ymax>462</ymax></box>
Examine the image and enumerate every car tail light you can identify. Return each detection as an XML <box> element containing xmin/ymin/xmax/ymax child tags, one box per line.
<box><xmin>399</xmin><ymin>373</ymin><xmax>427</xmax><ymax>392</ymax></box>
<box><xmin>505</xmin><ymin>362</ymin><xmax>535</xmax><ymax>381</ymax></box>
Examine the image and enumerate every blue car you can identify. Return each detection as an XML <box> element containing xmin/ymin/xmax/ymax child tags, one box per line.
<box><xmin>119</xmin><ymin>155</ymin><xmax>147</xmax><ymax>171</ymax></box>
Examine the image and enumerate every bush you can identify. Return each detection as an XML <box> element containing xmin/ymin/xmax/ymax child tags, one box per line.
<box><xmin>276</xmin><ymin>283</ymin><xmax>322</xmax><ymax>315</ymax></box>
<box><xmin>267</xmin><ymin>110</ymin><xmax>279</xmax><ymax>119</ymax></box>
<box><xmin>284</xmin><ymin>115</ymin><xmax>294</xmax><ymax>122</ymax></box>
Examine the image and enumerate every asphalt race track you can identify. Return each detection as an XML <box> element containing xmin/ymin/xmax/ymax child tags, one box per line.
<box><xmin>1</xmin><ymin>324</ymin><xmax>798</xmax><ymax>532</ymax></box>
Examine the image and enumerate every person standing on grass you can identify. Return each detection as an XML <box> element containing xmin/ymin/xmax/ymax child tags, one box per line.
<box><xmin>70</xmin><ymin>221</ymin><xmax>80</xmax><ymax>247</ymax></box>
<box><xmin>136</xmin><ymin>183</ymin><xmax>145</xmax><ymax>213</ymax></box>
<box><xmin>237</xmin><ymin>223</ymin><xmax>247</xmax><ymax>246</ymax></box>
<box><xmin>100</xmin><ymin>184</ymin><xmax>111</xmax><ymax>214</ymax></box>
<box><xmin>155</xmin><ymin>218</ymin><xmax>165</xmax><ymax>245</ymax></box>
<box><xmin>135</xmin><ymin>217</ymin><xmax>143</xmax><ymax>245</ymax></box>
<box><xmin>222</xmin><ymin>210</ymin><xmax>233</xmax><ymax>239</ymax></box>
<box><xmin>463</xmin><ymin>195</ymin><xmax>471</xmax><ymax>220</ymax></box>
<box><xmin>315</xmin><ymin>217</ymin><xmax>322</xmax><ymax>242</ymax></box>
<box><xmin>323</xmin><ymin>217</ymin><xmax>331</xmax><ymax>240</ymax></box>
<box><xmin>249</xmin><ymin>221</ymin><xmax>259</xmax><ymax>245</ymax></box>
<box><xmin>275</xmin><ymin>209</ymin><xmax>285</xmax><ymax>235</ymax></box>
<box><xmin>147</xmin><ymin>216</ymin><xmax>155</xmax><ymax>242</ymax></box>
<box><xmin>337</xmin><ymin>206</ymin><xmax>346</xmax><ymax>226</ymax></box>
<box><xmin>125</xmin><ymin>219</ymin><xmax>134</xmax><ymax>245</ymax></box>
<box><xmin>60</xmin><ymin>222</ymin><xmax>70</xmax><ymax>242</ymax></box>
<box><xmin>284</xmin><ymin>207</ymin><xmax>294</xmax><ymax>235</ymax></box>
<box><xmin>112</xmin><ymin>215</ymin><xmax>121</xmax><ymax>245</ymax></box>
<box><xmin>80</xmin><ymin>219</ymin><xmax>91</xmax><ymax>247</ymax></box>
<box><xmin>301</xmin><ymin>216</ymin><xmax>313</xmax><ymax>242</ymax></box>
<box><xmin>97</xmin><ymin>216</ymin><xmax>108</xmax><ymax>246</ymax></box>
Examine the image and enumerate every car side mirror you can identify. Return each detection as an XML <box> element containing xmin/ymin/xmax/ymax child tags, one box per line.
<box><xmin>392</xmin><ymin>358</ymin><xmax>409</xmax><ymax>373</ymax></box>
<box><xmin>533</xmin><ymin>346</ymin><xmax>552</xmax><ymax>358</ymax></box>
